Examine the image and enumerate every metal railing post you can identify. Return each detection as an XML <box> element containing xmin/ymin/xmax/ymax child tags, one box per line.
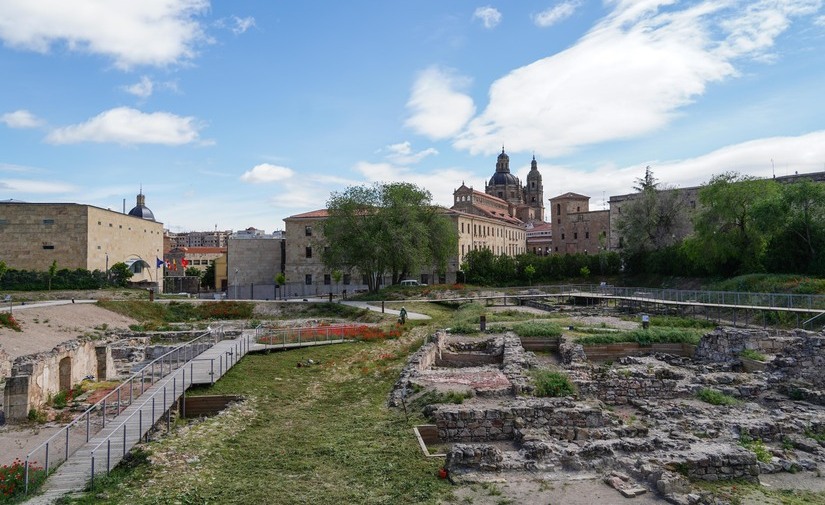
<box><xmin>45</xmin><ymin>442</ymin><xmax>50</xmax><ymax>475</ymax></box>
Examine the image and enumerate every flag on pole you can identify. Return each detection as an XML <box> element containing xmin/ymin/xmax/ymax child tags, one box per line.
<box><xmin>156</xmin><ymin>257</ymin><xmax>164</xmax><ymax>268</ymax></box>
<box><xmin>181</xmin><ymin>258</ymin><xmax>189</xmax><ymax>268</ymax></box>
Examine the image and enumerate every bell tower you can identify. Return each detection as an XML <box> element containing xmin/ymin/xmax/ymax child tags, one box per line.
<box><xmin>525</xmin><ymin>154</ymin><xmax>544</xmax><ymax>221</ymax></box>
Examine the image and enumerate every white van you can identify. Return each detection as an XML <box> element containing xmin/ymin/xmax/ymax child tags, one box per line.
<box><xmin>400</xmin><ymin>279</ymin><xmax>426</xmax><ymax>287</ymax></box>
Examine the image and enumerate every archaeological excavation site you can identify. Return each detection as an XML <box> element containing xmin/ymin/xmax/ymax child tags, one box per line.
<box><xmin>391</xmin><ymin>311</ymin><xmax>825</xmax><ymax>504</ymax></box>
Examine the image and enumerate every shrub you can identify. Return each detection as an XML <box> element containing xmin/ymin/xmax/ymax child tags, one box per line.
<box><xmin>0</xmin><ymin>458</ymin><xmax>46</xmax><ymax>501</ymax></box>
<box><xmin>740</xmin><ymin>348</ymin><xmax>766</xmax><ymax>362</ymax></box>
<box><xmin>532</xmin><ymin>371</ymin><xmax>576</xmax><ymax>397</ymax></box>
<box><xmin>739</xmin><ymin>434</ymin><xmax>772</xmax><ymax>463</ymax></box>
<box><xmin>0</xmin><ymin>313</ymin><xmax>21</xmax><ymax>332</ymax></box>
<box><xmin>511</xmin><ymin>321</ymin><xmax>562</xmax><ymax>338</ymax></box>
<box><xmin>697</xmin><ymin>388</ymin><xmax>739</xmax><ymax>406</ymax></box>
<box><xmin>448</xmin><ymin>321</ymin><xmax>479</xmax><ymax>334</ymax></box>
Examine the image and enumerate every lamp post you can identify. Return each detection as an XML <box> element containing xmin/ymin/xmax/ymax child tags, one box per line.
<box><xmin>234</xmin><ymin>268</ymin><xmax>239</xmax><ymax>300</ymax></box>
<box><xmin>105</xmin><ymin>253</ymin><xmax>109</xmax><ymax>284</ymax></box>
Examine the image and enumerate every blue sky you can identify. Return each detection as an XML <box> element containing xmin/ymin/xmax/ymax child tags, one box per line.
<box><xmin>1</xmin><ymin>0</ymin><xmax>824</xmax><ymax>232</ymax></box>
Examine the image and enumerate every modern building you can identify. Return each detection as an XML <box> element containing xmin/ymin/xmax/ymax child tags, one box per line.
<box><xmin>226</xmin><ymin>229</ymin><xmax>285</xmax><ymax>299</ymax></box>
<box><xmin>0</xmin><ymin>192</ymin><xmax>164</xmax><ymax>289</ymax></box>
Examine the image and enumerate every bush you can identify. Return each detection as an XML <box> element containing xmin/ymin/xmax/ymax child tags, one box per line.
<box><xmin>532</xmin><ymin>371</ymin><xmax>576</xmax><ymax>397</ymax></box>
<box><xmin>0</xmin><ymin>458</ymin><xmax>46</xmax><ymax>501</ymax></box>
<box><xmin>739</xmin><ymin>434</ymin><xmax>772</xmax><ymax>463</ymax></box>
<box><xmin>0</xmin><ymin>313</ymin><xmax>21</xmax><ymax>332</ymax></box>
<box><xmin>448</xmin><ymin>321</ymin><xmax>479</xmax><ymax>334</ymax></box>
<box><xmin>576</xmin><ymin>327</ymin><xmax>702</xmax><ymax>346</ymax></box>
<box><xmin>740</xmin><ymin>348</ymin><xmax>766</xmax><ymax>362</ymax></box>
<box><xmin>511</xmin><ymin>321</ymin><xmax>563</xmax><ymax>338</ymax></box>
<box><xmin>697</xmin><ymin>388</ymin><xmax>739</xmax><ymax>406</ymax></box>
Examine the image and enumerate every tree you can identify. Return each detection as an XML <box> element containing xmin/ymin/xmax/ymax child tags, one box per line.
<box><xmin>0</xmin><ymin>260</ymin><xmax>7</xmax><ymax>285</ymax></box>
<box><xmin>321</xmin><ymin>182</ymin><xmax>457</xmax><ymax>292</ymax></box>
<box><xmin>274</xmin><ymin>272</ymin><xmax>286</xmax><ymax>299</ymax></box>
<box><xmin>331</xmin><ymin>269</ymin><xmax>342</xmax><ymax>294</ymax></box>
<box><xmin>761</xmin><ymin>179</ymin><xmax>825</xmax><ymax>274</ymax></box>
<box><xmin>109</xmin><ymin>262</ymin><xmax>134</xmax><ymax>287</ymax></box>
<box><xmin>48</xmin><ymin>260</ymin><xmax>58</xmax><ymax>290</ymax></box>
<box><xmin>524</xmin><ymin>264</ymin><xmax>536</xmax><ymax>285</ymax></box>
<box><xmin>202</xmin><ymin>262</ymin><xmax>216</xmax><ymax>289</ymax></box>
<box><xmin>686</xmin><ymin>172</ymin><xmax>780</xmax><ymax>275</ymax></box>
<box><xmin>616</xmin><ymin>167</ymin><xmax>687</xmax><ymax>268</ymax></box>
<box><xmin>185</xmin><ymin>266</ymin><xmax>202</xmax><ymax>278</ymax></box>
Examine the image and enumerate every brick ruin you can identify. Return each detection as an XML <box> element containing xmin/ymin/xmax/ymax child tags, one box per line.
<box><xmin>392</xmin><ymin>327</ymin><xmax>825</xmax><ymax>504</ymax></box>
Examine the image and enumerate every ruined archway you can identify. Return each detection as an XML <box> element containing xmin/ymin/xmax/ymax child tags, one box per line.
<box><xmin>58</xmin><ymin>357</ymin><xmax>72</xmax><ymax>392</ymax></box>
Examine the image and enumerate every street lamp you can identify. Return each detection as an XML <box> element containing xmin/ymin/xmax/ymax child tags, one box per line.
<box><xmin>105</xmin><ymin>252</ymin><xmax>109</xmax><ymax>284</ymax></box>
<box><xmin>234</xmin><ymin>268</ymin><xmax>239</xmax><ymax>300</ymax></box>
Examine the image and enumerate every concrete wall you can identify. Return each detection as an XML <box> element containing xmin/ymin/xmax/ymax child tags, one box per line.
<box><xmin>228</xmin><ymin>235</ymin><xmax>284</xmax><ymax>291</ymax></box>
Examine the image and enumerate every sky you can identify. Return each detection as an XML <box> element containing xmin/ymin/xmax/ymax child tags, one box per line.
<box><xmin>1</xmin><ymin>0</ymin><xmax>824</xmax><ymax>233</ymax></box>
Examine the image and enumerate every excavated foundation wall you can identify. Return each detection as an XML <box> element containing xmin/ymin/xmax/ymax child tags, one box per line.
<box><xmin>575</xmin><ymin>366</ymin><xmax>684</xmax><ymax>405</ymax></box>
<box><xmin>434</xmin><ymin>398</ymin><xmax>612</xmax><ymax>443</ymax></box>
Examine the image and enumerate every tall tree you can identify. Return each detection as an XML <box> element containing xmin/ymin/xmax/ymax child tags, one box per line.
<box><xmin>761</xmin><ymin>179</ymin><xmax>825</xmax><ymax>274</ymax></box>
<box><xmin>616</xmin><ymin>167</ymin><xmax>687</xmax><ymax>259</ymax></box>
<box><xmin>322</xmin><ymin>182</ymin><xmax>457</xmax><ymax>292</ymax></box>
<box><xmin>686</xmin><ymin>172</ymin><xmax>780</xmax><ymax>275</ymax></box>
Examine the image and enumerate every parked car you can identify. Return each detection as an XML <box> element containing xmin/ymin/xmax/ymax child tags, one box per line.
<box><xmin>400</xmin><ymin>279</ymin><xmax>427</xmax><ymax>287</ymax></box>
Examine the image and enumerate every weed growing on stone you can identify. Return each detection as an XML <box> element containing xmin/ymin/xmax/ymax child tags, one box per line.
<box><xmin>739</xmin><ymin>349</ymin><xmax>766</xmax><ymax>362</ymax></box>
<box><xmin>697</xmin><ymin>388</ymin><xmax>739</xmax><ymax>406</ymax></box>
<box><xmin>739</xmin><ymin>434</ymin><xmax>772</xmax><ymax>463</ymax></box>
<box><xmin>532</xmin><ymin>370</ymin><xmax>576</xmax><ymax>397</ymax></box>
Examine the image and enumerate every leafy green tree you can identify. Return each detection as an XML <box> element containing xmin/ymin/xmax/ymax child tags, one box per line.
<box><xmin>109</xmin><ymin>262</ymin><xmax>134</xmax><ymax>287</ymax></box>
<box><xmin>686</xmin><ymin>172</ymin><xmax>780</xmax><ymax>275</ymax></box>
<box><xmin>274</xmin><ymin>272</ymin><xmax>286</xmax><ymax>299</ymax></box>
<box><xmin>0</xmin><ymin>260</ymin><xmax>7</xmax><ymax>284</ymax></box>
<box><xmin>524</xmin><ymin>264</ymin><xmax>536</xmax><ymax>285</ymax></box>
<box><xmin>322</xmin><ymin>182</ymin><xmax>457</xmax><ymax>292</ymax></box>
<box><xmin>331</xmin><ymin>269</ymin><xmax>342</xmax><ymax>294</ymax></box>
<box><xmin>185</xmin><ymin>266</ymin><xmax>202</xmax><ymax>278</ymax></box>
<box><xmin>202</xmin><ymin>262</ymin><xmax>216</xmax><ymax>289</ymax></box>
<box><xmin>616</xmin><ymin>167</ymin><xmax>687</xmax><ymax>269</ymax></box>
<box><xmin>761</xmin><ymin>179</ymin><xmax>825</xmax><ymax>274</ymax></box>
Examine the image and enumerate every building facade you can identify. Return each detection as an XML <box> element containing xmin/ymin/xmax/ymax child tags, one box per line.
<box><xmin>549</xmin><ymin>192</ymin><xmax>609</xmax><ymax>255</ymax></box>
<box><xmin>226</xmin><ymin>230</ymin><xmax>285</xmax><ymax>299</ymax></box>
<box><xmin>0</xmin><ymin>195</ymin><xmax>164</xmax><ymax>288</ymax></box>
<box><xmin>482</xmin><ymin>149</ymin><xmax>545</xmax><ymax>222</ymax></box>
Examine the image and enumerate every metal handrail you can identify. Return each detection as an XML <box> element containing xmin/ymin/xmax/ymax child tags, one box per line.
<box><xmin>256</xmin><ymin>323</ymin><xmax>363</xmax><ymax>347</ymax></box>
<box><xmin>23</xmin><ymin>326</ymin><xmax>222</xmax><ymax>493</ymax></box>
<box><xmin>87</xmin><ymin>332</ymin><xmax>253</xmax><ymax>483</ymax></box>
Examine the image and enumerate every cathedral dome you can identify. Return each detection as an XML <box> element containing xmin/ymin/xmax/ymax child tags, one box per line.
<box><xmin>489</xmin><ymin>172</ymin><xmax>519</xmax><ymax>186</ymax></box>
<box><xmin>128</xmin><ymin>192</ymin><xmax>156</xmax><ymax>221</ymax></box>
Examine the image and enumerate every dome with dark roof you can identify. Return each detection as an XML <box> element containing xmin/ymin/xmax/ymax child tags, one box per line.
<box><xmin>489</xmin><ymin>172</ymin><xmax>519</xmax><ymax>186</ymax></box>
<box><xmin>128</xmin><ymin>192</ymin><xmax>156</xmax><ymax>221</ymax></box>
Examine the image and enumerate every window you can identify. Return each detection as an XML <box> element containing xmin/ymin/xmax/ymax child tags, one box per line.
<box><xmin>574</xmin><ymin>232</ymin><xmax>578</xmax><ymax>240</ymax></box>
<box><xmin>561</xmin><ymin>233</ymin><xmax>565</xmax><ymax>240</ymax></box>
<box><xmin>576</xmin><ymin>206</ymin><xmax>580</xmax><ymax>212</ymax></box>
<box><xmin>585</xmin><ymin>232</ymin><xmax>589</xmax><ymax>239</ymax></box>
<box><xmin>531</xmin><ymin>182</ymin><xmax>535</xmax><ymax>188</ymax></box>
<box><xmin>690</xmin><ymin>200</ymin><xmax>696</xmax><ymax>209</ymax></box>
<box><xmin>343</xmin><ymin>274</ymin><xmax>351</xmax><ymax>285</ymax></box>
<box><xmin>305</xmin><ymin>246</ymin><xmax>312</xmax><ymax>258</ymax></box>
<box><xmin>305</xmin><ymin>274</ymin><xmax>312</xmax><ymax>285</ymax></box>
<box><xmin>305</xmin><ymin>226</ymin><xmax>312</xmax><ymax>236</ymax></box>
<box><xmin>461</xmin><ymin>223</ymin><xmax>464</xmax><ymax>233</ymax></box>
<box><xmin>324</xmin><ymin>274</ymin><xmax>331</xmax><ymax>285</ymax></box>
<box><xmin>556</xmin><ymin>204</ymin><xmax>561</xmax><ymax>214</ymax></box>
<box><xmin>43</xmin><ymin>219</ymin><xmax>54</xmax><ymax>225</ymax></box>
<box><xmin>42</xmin><ymin>244</ymin><xmax>54</xmax><ymax>250</ymax></box>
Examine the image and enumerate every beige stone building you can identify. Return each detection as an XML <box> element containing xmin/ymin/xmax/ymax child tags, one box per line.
<box><xmin>549</xmin><ymin>193</ymin><xmax>609</xmax><ymax>255</ymax></box>
<box><xmin>226</xmin><ymin>231</ymin><xmax>284</xmax><ymax>299</ymax></box>
<box><xmin>0</xmin><ymin>194</ymin><xmax>164</xmax><ymax>289</ymax></box>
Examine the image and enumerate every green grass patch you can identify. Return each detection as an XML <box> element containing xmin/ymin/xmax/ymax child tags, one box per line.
<box><xmin>697</xmin><ymin>388</ymin><xmax>739</xmax><ymax>406</ymax></box>
<box><xmin>61</xmin><ymin>338</ymin><xmax>451</xmax><ymax>505</ymax></box>
<box><xmin>620</xmin><ymin>314</ymin><xmax>716</xmax><ymax>329</ymax></box>
<box><xmin>740</xmin><ymin>348</ymin><xmax>766</xmax><ymax>362</ymax></box>
<box><xmin>98</xmin><ymin>300</ymin><xmax>257</xmax><ymax>328</ymax></box>
<box><xmin>575</xmin><ymin>327</ymin><xmax>702</xmax><ymax>346</ymax></box>
<box><xmin>739</xmin><ymin>434</ymin><xmax>772</xmax><ymax>463</ymax></box>
<box><xmin>510</xmin><ymin>321</ymin><xmax>563</xmax><ymax>338</ymax></box>
<box><xmin>532</xmin><ymin>370</ymin><xmax>576</xmax><ymax>397</ymax></box>
<box><xmin>408</xmin><ymin>390</ymin><xmax>473</xmax><ymax>413</ymax></box>
<box><xmin>706</xmin><ymin>274</ymin><xmax>825</xmax><ymax>295</ymax></box>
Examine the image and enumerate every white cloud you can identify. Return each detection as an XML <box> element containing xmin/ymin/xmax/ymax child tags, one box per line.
<box><xmin>383</xmin><ymin>141</ymin><xmax>439</xmax><ymax>165</ymax></box>
<box><xmin>0</xmin><ymin>0</ymin><xmax>209</xmax><ymax>69</ymax></box>
<box><xmin>240</xmin><ymin>163</ymin><xmax>295</xmax><ymax>183</ymax></box>
<box><xmin>1</xmin><ymin>109</ymin><xmax>43</xmax><ymax>128</ymax></box>
<box><xmin>123</xmin><ymin>76</ymin><xmax>154</xmax><ymax>98</ymax></box>
<box><xmin>405</xmin><ymin>66</ymin><xmax>476</xmax><ymax>140</ymax></box>
<box><xmin>452</xmin><ymin>0</ymin><xmax>819</xmax><ymax>156</ymax></box>
<box><xmin>231</xmin><ymin>16</ymin><xmax>256</xmax><ymax>35</ymax></box>
<box><xmin>353</xmin><ymin>161</ymin><xmax>474</xmax><ymax>207</ymax></box>
<box><xmin>46</xmin><ymin>107</ymin><xmax>203</xmax><ymax>145</ymax></box>
<box><xmin>473</xmin><ymin>6</ymin><xmax>502</xmax><ymax>29</ymax></box>
<box><xmin>816</xmin><ymin>15</ymin><xmax>825</xmax><ymax>26</ymax></box>
<box><xmin>533</xmin><ymin>1</ymin><xmax>581</xmax><ymax>28</ymax></box>
<box><xmin>0</xmin><ymin>178</ymin><xmax>76</xmax><ymax>193</ymax></box>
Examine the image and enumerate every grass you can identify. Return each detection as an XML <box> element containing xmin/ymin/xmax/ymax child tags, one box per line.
<box><xmin>60</xmin><ymin>334</ymin><xmax>451</xmax><ymax>505</ymax></box>
<box><xmin>738</xmin><ymin>434</ymin><xmax>772</xmax><ymax>463</ymax></box>
<box><xmin>706</xmin><ymin>274</ymin><xmax>825</xmax><ymax>295</ymax></box>
<box><xmin>739</xmin><ymin>348</ymin><xmax>767</xmax><ymax>362</ymax></box>
<box><xmin>697</xmin><ymin>388</ymin><xmax>739</xmax><ymax>406</ymax></box>
<box><xmin>575</xmin><ymin>327</ymin><xmax>703</xmax><ymax>346</ymax></box>
<box><xmin>531</xmin><ymin>370</ymin><xmax>576</xmax><ymax>397</ymax></box>
<box><xmin>510</xmin><ymin>321</ymin><xmax>563</xmax><ymax>338</ymax></box>
<box><xmin>620</xmin><ymin>314</ymin><xmax>716</xmax><ymax>329</ymax></box>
